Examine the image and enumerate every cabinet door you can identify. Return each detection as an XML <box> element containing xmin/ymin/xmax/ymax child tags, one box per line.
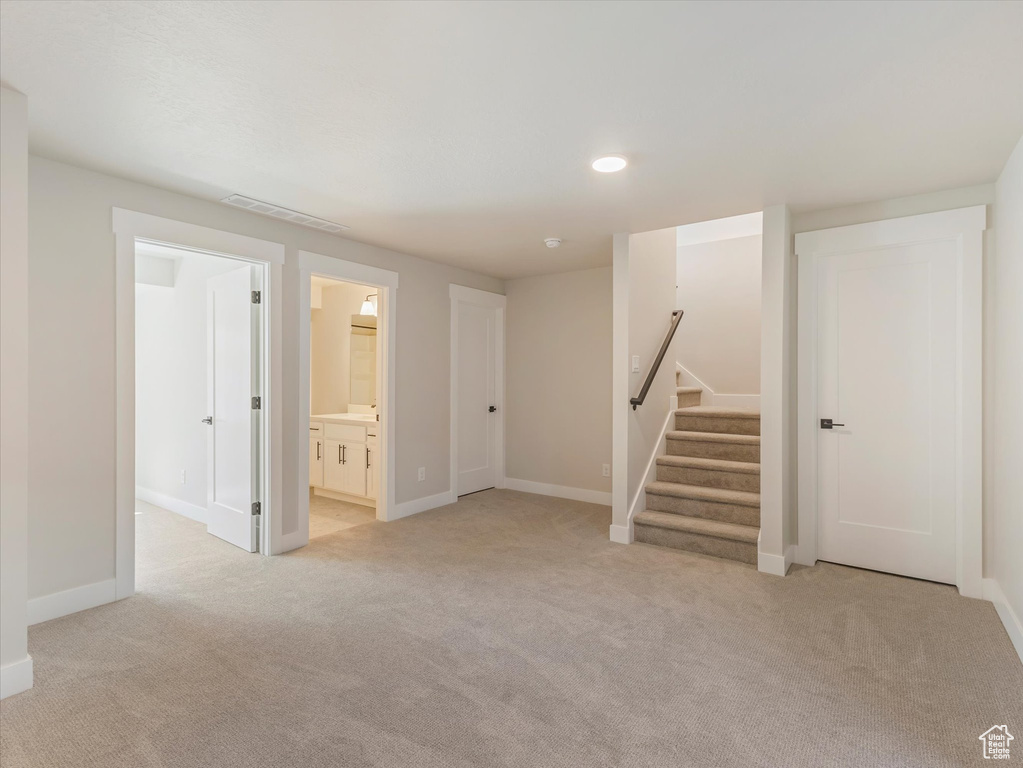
<box><xmin>323</xmin><ymin>439</ymin><xmax>346</xmax><ymax>492</ymax></box>
<box><xmin>343</xmin><ymin>443</ymin><xmax>368</xmax><ymax>497</ymax></box>
<box><xmin>309</xmin><ymin>438</ymin><xmax>324</xmax><ymax>487</ymax></box>
<box><xmin>366</xmin><ymin>436</ymin><xmax>378</xmax><ymax>500</ymax></box>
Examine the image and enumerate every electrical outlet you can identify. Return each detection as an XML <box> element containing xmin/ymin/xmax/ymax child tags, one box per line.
<box><xmin>180</xmin><ymin>469</ymin><xmax>186</xmax><ymax>485</ymax></box>
<box><xmin>418</xmin><ymin>467</ymin><xmax>426</xmax><ymax>482</ymax></box>
<box><xmin>602</xmin><ymin>464</ymin><xmax>610</xmax><ymax>478</ymax></box>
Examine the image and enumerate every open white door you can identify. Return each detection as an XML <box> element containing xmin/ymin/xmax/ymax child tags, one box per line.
<box><xmin>205</xmin><ymin>264</ymin><xmax>260</xmax><ymax>552</ymax></box>
<box><xmin>451</xmin><ymin>287</ymin><xmax>504</xmax><ymax>497</ymax></box>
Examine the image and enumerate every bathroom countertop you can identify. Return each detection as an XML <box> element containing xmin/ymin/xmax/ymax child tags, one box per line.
<box><xmin>310</xmin><ymin>412</ymin><xmax>377</xmax><ymax>427</ymax></box>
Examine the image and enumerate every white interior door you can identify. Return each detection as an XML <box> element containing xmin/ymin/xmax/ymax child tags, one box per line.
<box><xmin>456</xmin><ymin>299</ymin><xmax>498</xmax><ymax>495</ymax></box>
<box><xmin>206</xmin><ymin>264</ymin><xmax>259</xmax><ymax>552</ymax></box>
<box><xmin>815</xmin><ymin>240</ymin><xmax>957</xmax><ymax>583</ymax></box>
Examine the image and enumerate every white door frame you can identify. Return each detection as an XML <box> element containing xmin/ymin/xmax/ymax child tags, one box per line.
<box><xmin>113</xmin><ymin>208</ymin><xmax>285</xmax><ymax>598</ymax></box>
<box><xmin>296</xmin><ymin>250</ymin><xmax>398</xmax><ymax>546</ymax></box>
<box><xmin>449</xmin><ymin>284</ymin><xmax>506</xmax><ymax>497</ymax></box>
<box><xmin>794</xmin><ymin>205</ymin><xmax>985</xmax><ymax>598</ymax></box>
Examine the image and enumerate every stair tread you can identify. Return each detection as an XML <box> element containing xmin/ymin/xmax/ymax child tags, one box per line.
<box><xmin>667</xmin><ymin>430</ymin><xmax>760</xmax><ymax>445</ymax></box>
<box><xmin>656</xmin><ymin>455</ymin><xmax>760</xmax><ymax>474</ymax></box>
<box><xmin>634</xmin><ymin>511</ymin><xmax>760</xmax><ymax>543</ymax></box>
<box><xmin>645</xmin><ymin>481</ymin><xmax>760</xmax><ymax>506</ymax></box>
<box><xmin>676</xmin><ymin>387</ymin><xmax>703</xmax><ymax>394</ymax></box>
<box><xmin>675</xmin><ymin>406</ymin><xmax>760</xmax><ymax>418</ymax></box>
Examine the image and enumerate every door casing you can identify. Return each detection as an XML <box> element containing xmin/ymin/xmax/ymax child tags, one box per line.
<box><xmin>794</xmin><ymin>205</ymin><xmax>985</xmax><ymax>598</ymax></box>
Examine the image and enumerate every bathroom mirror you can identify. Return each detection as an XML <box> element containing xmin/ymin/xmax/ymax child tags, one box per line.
<box><xmin>350</xmin><ymin>314</ymin><xmax>377</xmax><ymax>406</ymax></box>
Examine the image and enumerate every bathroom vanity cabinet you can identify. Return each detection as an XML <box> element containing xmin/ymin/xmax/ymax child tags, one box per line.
<box><xmin>309</xmin><ymin>416</ymin><xmax>378</xmax><ymax>503</ymax></box>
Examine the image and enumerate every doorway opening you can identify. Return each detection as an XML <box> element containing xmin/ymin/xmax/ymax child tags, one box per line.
<box><xmin>307</xmin><ymin>275</ymin><xmax>379</xmax><ymax>539</ymax></box>
<box><xmin>134</xmin><ymin>240</ymin><xmax>269</xmax><ymax>583</ymax></box>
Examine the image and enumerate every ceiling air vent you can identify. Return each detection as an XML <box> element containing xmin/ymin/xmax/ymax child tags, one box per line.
<box><xmin>221</xmin><ymin>194</ymin><xmax>350</xmax><ymax>234</ymax></box>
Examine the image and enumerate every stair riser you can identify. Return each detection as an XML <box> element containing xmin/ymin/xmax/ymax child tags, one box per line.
<box><xmin>645</xmin><ymin>492</ymin><xmax>760</xmax><ymax>527</ymax></box>
<box><xmin>675</xmin><ymin>414</ymin><xmax>760</xmax><ymax>436</ymax></box>
<box><xmin>677</xmin><ymin>392</ymin><xmax>702</xmax><ymax>408</ymax></box>
<box><xmin>634</xmin><ymin>524</ymin><xmax>757</xmax><ymax>565</ymax></box>
<box><xmin>656</xmin><ymin>464</ymin><xmax>760</xmax><ymax>493</ymax></box>
<box><xmin>666</xmin><ymin>438</ymin><xmax>760</xmax><ymax>463</ymax></box>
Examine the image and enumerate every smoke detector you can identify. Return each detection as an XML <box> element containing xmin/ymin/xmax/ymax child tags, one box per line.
<box><xmin>545</xmin><ymin>238</ymin><xmax>562</xmax><ymax>249</ymax></box>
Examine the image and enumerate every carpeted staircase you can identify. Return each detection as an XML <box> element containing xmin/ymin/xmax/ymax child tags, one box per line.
<box><xmin>634</xmin><ymin>380</ymin><xmax>761</xmax><ymax>564</ymax></box>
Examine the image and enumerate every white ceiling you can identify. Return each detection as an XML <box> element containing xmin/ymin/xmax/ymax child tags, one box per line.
<box><xmin>2</xmin><ymin>1</ymin><xmax>1021</xmax><ymax>279</ymax></box>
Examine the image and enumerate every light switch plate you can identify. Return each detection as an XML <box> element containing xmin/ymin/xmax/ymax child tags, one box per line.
<box><xmin>632</xmin><ymin>355</ymin><xmax>640</xmax><ymax>373</ymax></box>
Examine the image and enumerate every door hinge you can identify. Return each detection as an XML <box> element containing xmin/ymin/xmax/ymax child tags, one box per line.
<box><xmin>251</xmin><ymin>501</ymin><xmax>261</xmax><ymax>516</ymax></box>
<box><xmin>251</xmin><ymin>290</ymin><xmax>261</xmax><ymax>304</ymax></box>
<box><xmin>252</xmin><ymin>396</ymin><xmax>261</xmax><ymax>410</ymax></box>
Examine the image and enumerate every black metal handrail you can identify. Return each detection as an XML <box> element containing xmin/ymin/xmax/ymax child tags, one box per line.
<box><xmin>631</xmin><ymin>310</ymin><xmax>683</xmax><ymax>410</ymax></box>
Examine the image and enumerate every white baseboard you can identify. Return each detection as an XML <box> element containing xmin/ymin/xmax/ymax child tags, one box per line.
<box><xmin>504</xmin><ymin>478</ymin><xmax>612</xmax><ymax>506</ymax></box>
<box><xmin>758</xmin><ymin>544</ymin><xmax>796</xmax><ymax>577</ymax></box>
<box><xmin>312</xmin><ymin>487</ymin><xmax>375</xmax><ymax>508</ymax></box>
<box><xmin>388</xmin><ymin>490</ymin><xmax>457</xmax><ymax>521</ymax></box>
<box><xmin>0</xmin><ymin>656</ymin><xmax>33</xmax><ymax>699</ymax></box>
<box><xmin>28</xmin><ymin>578</ymin><xmax>117</xmax><ymax>626</ymax></box>
<box><xmin>609</xmin><ymin>524</ymin><xmax>633</xmax><ymax>544</ymax></box>
<box><xmin>983</xmin><ymin>578</ymin><xmax>1023</xmax><ymax>665</ymax></box>
<box><xmin>135</xmin><ymin>486</ymin><xmax>207</xmax><ymax>524</ymax></box>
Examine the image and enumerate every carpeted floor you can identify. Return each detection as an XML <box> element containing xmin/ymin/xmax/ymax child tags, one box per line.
<box><xmin>1</xmin><ymin>490</ymin><xmax>1020</xmax><ymax>767</ymax></box>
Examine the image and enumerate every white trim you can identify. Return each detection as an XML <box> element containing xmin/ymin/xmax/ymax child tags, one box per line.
<box><xmin>676</xmin><ymin>362</ymin><xmax>759</xmax><ymax>409</ymax></box>
<box><xmin>312</xmin><ymin>487</ymin><xmax>375</xmax><ymax>508</ymax></box>
<box><xmin>757</xmin><ymin>543</ymin><xmax>796</xmax><ymax>577</ymax></box>
<box><xmin>609</xmin><ymin>524</ymin><xmax>632</xmax><ymax>544</ymax></box>
<box><xmin>794</xmin><ymin>206</ymin><xmax>985</xmax><ymax>598</ymax></box>
<box><xmin>983</xmin><ymin>579</ymin><xmax>1023</xmax><ymax>665</ymax></box>
<box><xmin>135</xmin><ymin>487</ymin><xmax>208</xmax><ymax>524</ymax></box>
<box><xmin>611</xmin><ymin>233</ymin><xmax>630</xmax><ymax>539</ymax></box>
<box><xmin>297</xmin><ymin>251</ymin><xmax>398</xmax><ymax>537</ymax></box>
<box><xmin>114</xmin><ymin>209</ymin><xmax>285</xmax><ymax>597</ymax></box>
<box><xmin>504</xmin><ymin>478</ymin><xmax>612</xmax><ymax>506</ymax></box>
<box><xmin>449</xmin><ymin>284</ymin><xmax>507</xmax><ymax>500</ymax></box>
<box><xmin>626</xmin><ymin>394</ymin><xmax>678</xmax><ymax>530</ymax></box>
<box><xmin>0</xmin><ymin>656</ymin><xmax>33</xmax><ymax>700</ymax></box>
<box><xmin>28</xmin><ymin>579</ymin><xmax>117</xmax><ymax>625</ymax></box>
<box><xmin>390</xmin><ymin>490</ymin><xmax>457</xmax><ymax>521</ymax></box>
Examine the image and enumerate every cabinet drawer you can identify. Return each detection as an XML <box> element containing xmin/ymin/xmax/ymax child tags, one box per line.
<box><xmin>309</xmin><ymin>421</ymin><xmax>324</xmax><ymax>436</ymax></box>
<box><xmin>325</xmin><ymin>423</ymin><xmax>366</xmax><ymax>442</ymax></box>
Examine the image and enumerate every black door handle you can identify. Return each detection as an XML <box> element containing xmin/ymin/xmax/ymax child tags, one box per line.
<box><xmin>341</xmin><ymin>444</ymin><xmax>347</xmax><ymax>465</ymax></box>
<box><xmin>488</xmin><ymin>406</ymin><xmax>497</xmax><ymax>413</ymax></box>
<box><xmin>820</xmin><ymin>418</ymin><xmax>846</xmax><ymax>430</ymax></box>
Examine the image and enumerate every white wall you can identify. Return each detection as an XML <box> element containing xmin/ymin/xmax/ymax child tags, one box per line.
<box><xmin>759</xmin><ymin>206</ymin><xmax>794</xmax><ymax>571</ymax></box>
<box><xmin>676</xmin><ymin>234</ymin><xmax>761</xmax><ymax>394</ymax></box>
<box><xmin>27</xmin><ymin>155</ymin><xmax>503</xmax><ymax>604</ymax></box>
<box><xmin>310</xmin><ymin>281</ymin><xmax>371</xmax><ymax>415</ymax></box>
<box><xmin>627</xmin><ymin>227</ymin><xmax>679</xmax><ymax>518</ymax></box>
<box><xmin>989</xmin><ymin>136</ymin><xmax>1023</xmax><ymax>641</ymax></box>
<box><xmin>135</xmin><ymin>252</ymin><xmax>246</xmax><ymax>515</ymax></box>
<box><xmin>505</xmin><ymin>267</ymin><xmax>612</xmax><ymax>498</ymax></box>
<box><xmin>0</xmin><ymin>86</ymin><xmax>32</xmax><ymax>698</ymax></box>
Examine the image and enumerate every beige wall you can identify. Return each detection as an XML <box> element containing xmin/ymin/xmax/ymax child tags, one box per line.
<box><xmin>310</xmin><ymin>281</ymin><xmax>371</xmax><ymax>415</ymax></box>
<box><xmin>676</xmin><ymin>234</ymin><xmax>761</xmax><ymax>394</ymax></box>
<box><xmin>27</xmin><ymin>155</ymin><xmax>503</xmax><ymax>601</ymax></box>
<box><xmin>990</xmin><ymin>136</ymin><xmax>1023</xmax><ymax>626</ymax></box>
<box><xmin>505</xmin><ymin>267</ymin><xmax>612</xmax><ymax>495</ymax></box>
<box><xmin>627</xmin><ymin>227</ymin><xmax>679</xmax><ymax>509</ymax></box>
<box><xmin>0</xmin><ymin>86</ymin><xmax>31</xmax><ymax>695</ymax></box>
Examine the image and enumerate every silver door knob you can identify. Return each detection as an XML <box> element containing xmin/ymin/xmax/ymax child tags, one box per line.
<box><xmin>202</xmin><ymin>416</ymin><xmax>213</xmax><ymax>425</ymax></box>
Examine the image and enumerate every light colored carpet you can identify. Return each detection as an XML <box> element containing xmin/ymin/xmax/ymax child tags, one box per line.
<box><xmin>2</xmin><ymin>490</ymin><xmax>1020</xmax><ymax>767</ymax></box>
<box><xmin>308</xmin><ymin>492</ymin><xmax>377</xmax><ymax>539</ymax></box>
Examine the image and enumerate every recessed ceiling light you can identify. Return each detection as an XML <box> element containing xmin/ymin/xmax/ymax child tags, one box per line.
<box><xmin>591</xmin><ymin>155</ymin><xmax>627</xmax><ymax>173</ymax></box>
